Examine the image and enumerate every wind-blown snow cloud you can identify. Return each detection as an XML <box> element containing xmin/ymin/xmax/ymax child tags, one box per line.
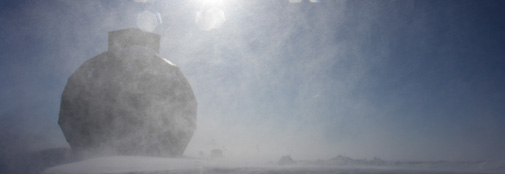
<box><xmin>1</xmin><ymin>3</ymin><xmax>505</xmax><ymax>173</ymax></box>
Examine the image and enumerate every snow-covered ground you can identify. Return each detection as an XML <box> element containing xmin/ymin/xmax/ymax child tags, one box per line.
<box><xmin>43</xmin><ymin>156</ymin><xmax>504</xmax><ymax>174</ymax></box>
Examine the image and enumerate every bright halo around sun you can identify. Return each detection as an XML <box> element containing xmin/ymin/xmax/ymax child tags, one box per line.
<box><xmin>193</xmin><ymin>0</ymin><xmax>226</xmax><ymax>31</ymax></box>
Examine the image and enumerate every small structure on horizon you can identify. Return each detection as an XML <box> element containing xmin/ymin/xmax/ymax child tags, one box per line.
<box><xmin>58</xmin><ymin>28</ymin><xmax>197</xmax><ymax>158</ymax></box>
<box><xmin>210</xmin><ymin>149</ymin><xmax>223</xmax><ymax>159</ymax></box>
<box><xmin>278</xmin><ymin>155</ymin><xmax>296</xmax><ymax>165</ymax></box>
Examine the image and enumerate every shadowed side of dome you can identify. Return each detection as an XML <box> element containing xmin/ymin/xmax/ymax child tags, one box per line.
<box><xmin>59</xmin><ymin>29</ymin><xmax>196</xmax><ymax>159</ymax></box>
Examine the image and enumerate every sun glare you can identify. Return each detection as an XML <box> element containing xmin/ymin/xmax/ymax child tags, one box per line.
<box><xmin>193</xmin><ymin>0</ymin><xmax>226</xmax><ymax>31</ymax></box>
<box><xmin>195</xmin><ymin>0</ymin><xmax>224</xmax><ymax>7</ymax></box>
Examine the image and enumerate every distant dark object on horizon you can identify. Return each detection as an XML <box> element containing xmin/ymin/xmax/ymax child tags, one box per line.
<box><xmin>58</xmin><ymin>28</ymin><xmax>197</xmax><ymax>158</ymax></box>
<box><xmin>278</xmin><ymin>155</ymin><xmax>296</xmax><ymax>165</ymax></box>
<box><xmin>211</xmin><ymin>149</ymin><xmax>224</xmax><ymax>159</ymax></box>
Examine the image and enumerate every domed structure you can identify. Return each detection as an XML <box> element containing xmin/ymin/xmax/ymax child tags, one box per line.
<box><xmin>58</xmin><ymin>28</ymin><xmax>197</xmax><ymax>158</ymax></box>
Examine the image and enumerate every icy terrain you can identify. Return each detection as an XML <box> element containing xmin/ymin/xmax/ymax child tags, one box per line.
<box><xmin>43</xmin><ymin>156</ymin><xmax>505</xmax><ymax>174</ymax></box>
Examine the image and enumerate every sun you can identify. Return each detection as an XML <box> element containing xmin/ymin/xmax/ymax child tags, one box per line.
<box><xmin>194</xmin><ymin>0</ymin><xmax>224</xmax><ymax>8</ymax></box>
<box><xmin>193</xmin><ymin>0</ymin><xmax>227</xmax><ymax>30</ymax></box>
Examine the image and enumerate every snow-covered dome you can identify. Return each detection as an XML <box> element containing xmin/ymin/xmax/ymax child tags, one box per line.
<box><xmin>59</xmin><ymin>28</ymin><xmax>197</xmax><ymax>158</ymax></box>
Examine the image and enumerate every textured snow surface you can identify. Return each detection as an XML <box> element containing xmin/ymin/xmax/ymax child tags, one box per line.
<box><xmin>43</xmin><ymin>156</ymin><xmax>203</xmax><ymax>174</ymax></box>
<box><xmin>43</xmin><ymin>156</ymin><xmax>503</xmax><ymax>174</ymax></box>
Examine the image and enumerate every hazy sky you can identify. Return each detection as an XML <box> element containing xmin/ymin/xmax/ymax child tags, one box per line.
<box><xmin>1</xmin><ymin>0</ymin><xmax>505</xmax><ymax>162</ymax></box>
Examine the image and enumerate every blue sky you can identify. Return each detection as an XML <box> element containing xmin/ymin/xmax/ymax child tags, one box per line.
<box><xmin>1</xmin><ymin>0</ymin><xmax>505</xmax><ymax>161</ymax></box>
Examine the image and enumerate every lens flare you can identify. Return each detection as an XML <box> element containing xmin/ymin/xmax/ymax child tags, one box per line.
<box><xmin>137</xmin><ymin>11</ymin><xmax>160</xmax><ymax>32</ymax></box>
